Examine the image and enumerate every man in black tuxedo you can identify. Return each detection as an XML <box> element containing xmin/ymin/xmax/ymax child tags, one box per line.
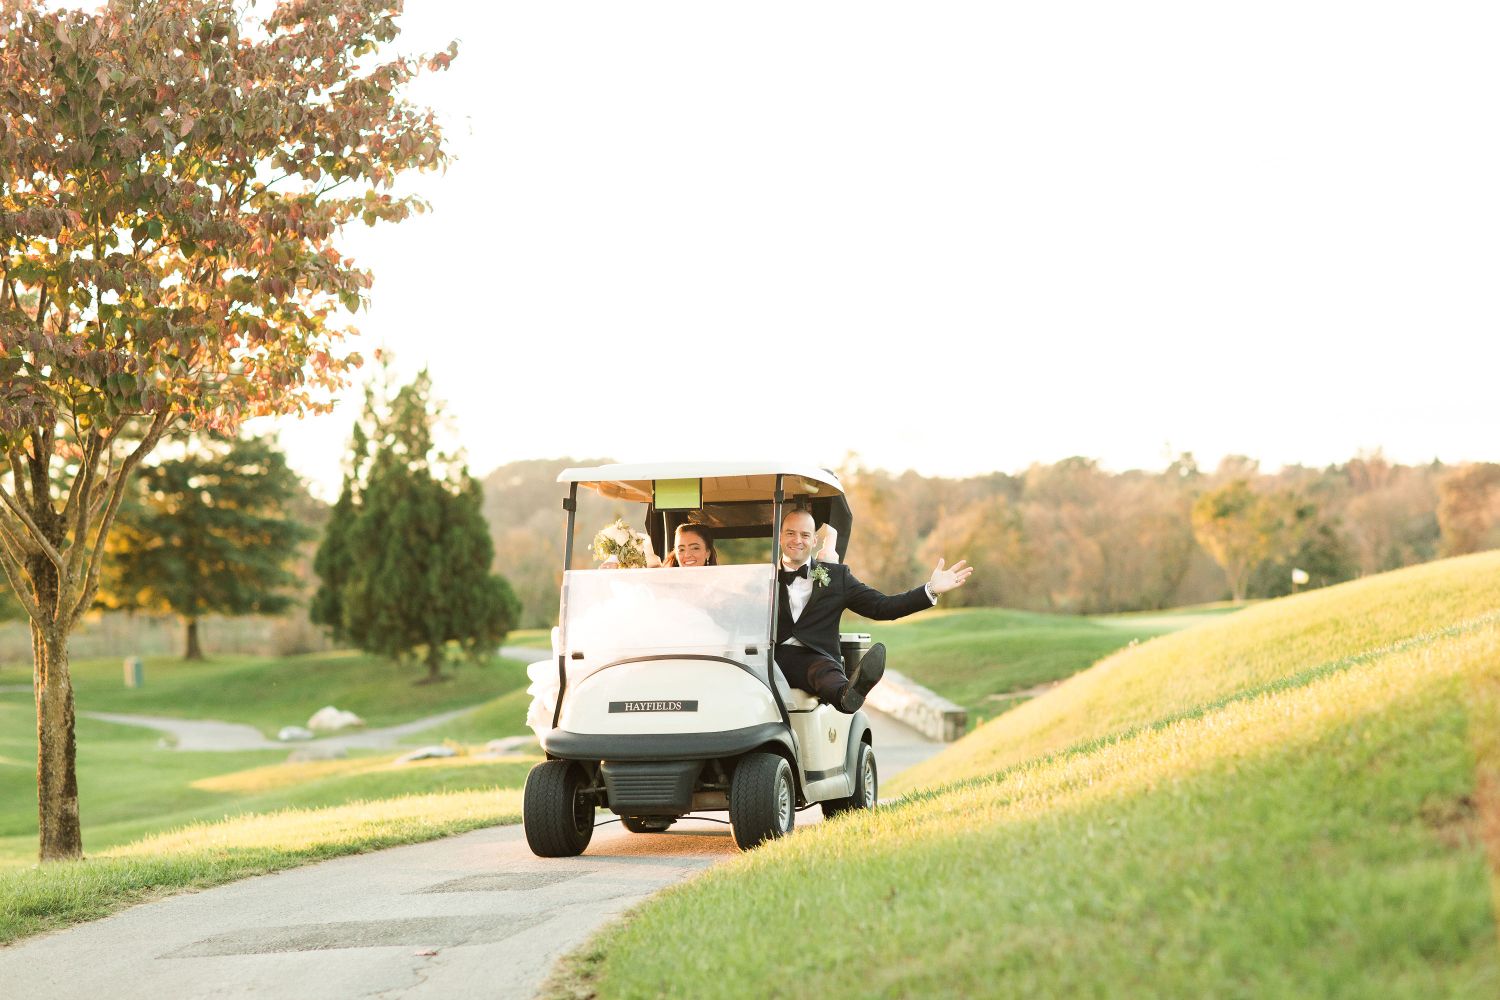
<box><xmin>774</xmin><ymin>508</ymin><xmax>973</xmax><ymax>713</ymax></box>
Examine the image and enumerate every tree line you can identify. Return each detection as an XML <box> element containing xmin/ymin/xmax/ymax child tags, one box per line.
<box><xmin>842</xmin><ymin>452</ymin><xmax>1499</xmax><ymax>612</ymax></box>
<box><xmin>480</xmin><ymin>452</ymin><xmax>1500</xmax><ymax>625</ymax></box>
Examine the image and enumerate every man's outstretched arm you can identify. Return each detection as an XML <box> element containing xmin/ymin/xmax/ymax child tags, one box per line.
<box><xmin>843</xmin><ymin>558</ymin><xmax>974</xmax><ymax>621</ymax></box>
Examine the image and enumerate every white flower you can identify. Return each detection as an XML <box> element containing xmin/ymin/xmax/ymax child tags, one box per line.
<box><xmin>593</xmin><ymin>519</ymin><xmax>648</xmax><ymax>567</ymax></box>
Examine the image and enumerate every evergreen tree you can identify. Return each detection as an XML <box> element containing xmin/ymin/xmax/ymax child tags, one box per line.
<box><xmin>100</xmin><ymin>436</ymin><xmax>313</xmax><ymax>660</ymax></box>
<box><xmin>310</xmin><ymin>478</ymin><xmax>358</xmax><ymax>643</ymax></box>
<box><xmin>315</xmin><ymin>370</ymin><xmax>518</xmax><ymax>680</ymax></box>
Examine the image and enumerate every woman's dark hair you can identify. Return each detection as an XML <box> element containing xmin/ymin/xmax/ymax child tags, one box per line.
<box><xmin>663</xmin><ymin>523</ymin><xmax>718</xmax><ymax>566</ymax></box>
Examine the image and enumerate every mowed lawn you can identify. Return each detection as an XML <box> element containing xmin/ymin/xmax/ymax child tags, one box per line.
<box><xmin>858</xmin><ymin>604</ymin><xmax>1233</xmax><ymax>723</ymax></box>
<box><xmin>551</xmin><ymin>551</ymin><xmax>1500</xmax><ymax>999</ymax></box>
<box><xmin>0</xmin><ymin>649</ymin><xmax>529</xmax><ymax>737</ymax></box>
<box><xmin>0</xmin><ymin>650</ymin><xmax>537</xmax><ymax>943</ymax></box>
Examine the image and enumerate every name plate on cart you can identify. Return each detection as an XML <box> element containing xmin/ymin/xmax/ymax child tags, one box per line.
<box><xmin>609</xmin><ymin>700</ymin><xmax>699</xmax><ymax>713</ymax></box>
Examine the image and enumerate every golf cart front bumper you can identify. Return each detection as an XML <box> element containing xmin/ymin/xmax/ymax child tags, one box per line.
<box><xmin>540</xmin><ymin>722</ymin><xmax>792</xmax><ymax>762</ymax></box>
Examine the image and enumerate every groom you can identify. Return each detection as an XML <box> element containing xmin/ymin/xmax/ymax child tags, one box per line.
<box><xmin>774</xmin><ymin>508</ymin><xmax>973</xmax><ymax>713</ymax></box>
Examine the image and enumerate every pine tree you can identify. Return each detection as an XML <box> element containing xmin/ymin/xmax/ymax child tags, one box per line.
<box><xmin>100</xmin><ymin>436</ymin><xmax>313</xmax><ymax>660</ymax></box>
<box><xmin>315</xmin><ymin>370</ymin><xmax>518</xmax><ymax>680</ymax></box>
<box><xmin>310</xmin><ymin>478</ymin><xmax>358</xmax><ymax>642</ymax></box>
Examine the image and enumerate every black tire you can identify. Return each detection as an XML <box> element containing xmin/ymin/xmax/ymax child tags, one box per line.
<box><xmin>821</xmin><ymin>743</ymin><xmax>877</xmax><ymax>819</ymax></box>
<box><xmin>729</xmin><ymin>752</ymin><xmax>795</xmax><ymax>851</ymax></box>
<box><xmin>620</xmin><ymin>815</ymin><xmax>675</xmax><ymax>834</ymax></box>
<box><xmin>523</xmin><ymin>760</ymin><xmax>595</xmax><ymax>857</ymax></box>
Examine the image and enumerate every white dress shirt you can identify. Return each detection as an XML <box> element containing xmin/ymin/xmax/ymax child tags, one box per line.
<box><xmin>781</xmin><ymin>558</ymin><xmax>815</xmax><ymax>622</ymax></box>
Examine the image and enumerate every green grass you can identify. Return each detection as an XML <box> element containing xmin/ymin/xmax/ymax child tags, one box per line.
<box><xmin>0</xmin><ymin>695</ymin><xmax>535</xmax><ymax>943</ymax></box>
<box><xmin>399</xmin><ymin>687</ymin><xmax>535</xmax><ymax>747</ymax></box>
<box><xmin>0</xmin><ymin>787</ymin><xmax>524</xmax><ymax>945</ymax></box>
<box><xmin>858</xmin><ymin>605</ymin><xmax>1224</xmax><ymax>724</ymax></box>
<box><xmin>0</xmin><ymin>646</ymin><xmax>542</xmax><ymax>941</ymax></box>
<box><xmin>505</xmin><ymin>627</ymin><xmax>553</xmax><ymax>650</ymax></box>
<box><xmin>0</xmin><ymin>698</ymin><xmax>536</xmax><ymax>866</ymax></box>
<box><xmin>548</xmin><ymin>552</ymin><xmax>1500</xmax><ymax>999</ymax></box>
<box><xmin>0</xmin><ymin>649</ymin><xmax>529</xmax><ymax>737</ymax></box>
<box><xmin>893</xmin><ymin>551</ymin><xmax>1500</xmax><ymax>793</ymax></box>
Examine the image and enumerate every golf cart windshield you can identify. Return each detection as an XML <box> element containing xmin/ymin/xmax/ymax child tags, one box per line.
<box><xmin>560</xmin><ymin>565</ymin><xmax>772</xmax><ymax>665</ymax></box>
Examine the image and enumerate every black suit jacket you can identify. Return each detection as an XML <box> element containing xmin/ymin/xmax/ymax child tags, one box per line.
<box><xmin>776</xmin><ymin>561</ymin><xmax>933</xmax><ymax>661</ymax></box>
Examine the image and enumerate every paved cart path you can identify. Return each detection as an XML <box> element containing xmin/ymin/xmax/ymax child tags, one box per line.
<box><xmin>15</xmin><ymin>646</ymin><xmax>556</xmax><ymax>753</ymax></box>
<box><xmin>80</xmin><ymin>706</ymin><xmax>479</xmax><ymax>752</ymax></box>
<box><xmin>0</xmin><ymin>710</ymin><xmax>944</xmax><ymax>1000</ymax></box>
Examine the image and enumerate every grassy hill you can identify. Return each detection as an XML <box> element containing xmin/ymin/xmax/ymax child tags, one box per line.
<box><xmin>550</xmin><ymin>551</ymin><xmax>1500</xmax><ymax>998</ymax></box>
<box><xmin>859</xmin><ymin>604</ymin><xmax>1234</xmax><ymax>723</ymax></box>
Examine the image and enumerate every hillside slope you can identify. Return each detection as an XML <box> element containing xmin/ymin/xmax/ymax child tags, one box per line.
<box><xmin>892</xmin><ymin>550</ymin><xmax>1500</xmax><ymax>793</ymax></box>
<box><xmin>860</xmin><ymin>605</ymin><xmax>1229</xmax><ymax>723</ymax></box>
<box><xmin>550</xmin><ymin>552</ymin><xmax>1500</xmax><ymax>999</ymax></box>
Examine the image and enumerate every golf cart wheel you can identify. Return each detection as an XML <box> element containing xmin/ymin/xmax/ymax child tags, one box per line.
<box><xmin>620</xmin><ymin>815</ymin><xmax>676</xmax><ymax>834</ymax></box>
<box><xmin>729</xmin><ymin>752</ymin><xmax>795</xmax><ymax>851</ymax></box>
<box><xmin>523</xmin><ymin>760</ymin><xmax>595</xmax><ymax>857</ymax></box>
<box><xmin>822</xmin><ymin>743</ymin><xmax>878</xmax><ymax>819</ymax></box>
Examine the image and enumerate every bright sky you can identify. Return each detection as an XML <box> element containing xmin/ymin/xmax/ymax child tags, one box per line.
<box><xmin>258</xmin><ymin>2</ymin><xmax>1500</xmax><ymax>499</ymax></box>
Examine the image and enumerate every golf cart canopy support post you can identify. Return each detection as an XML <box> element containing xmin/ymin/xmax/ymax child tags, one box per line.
<box><xmin>554</xmin><ymin>481</ymin><xmax>578</xmax><ymax>730</ymax></box>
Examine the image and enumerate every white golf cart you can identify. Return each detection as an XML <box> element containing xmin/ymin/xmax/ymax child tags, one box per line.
<box><xmin>522</xmin><ymin>462</ymin><xmax>879</xmax><ymax>855</ymax></box>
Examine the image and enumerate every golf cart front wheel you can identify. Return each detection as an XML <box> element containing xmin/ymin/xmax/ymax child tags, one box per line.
<box><xmin>729</xmin><ymin>752</ymin><xmax>795</xmax><ymax>851</ymax></box>
<box><xmin>821</xmin><ymin>743</ymin><xmax>878</xmax><ymax>819</ymax></box>
<box><xmin>523</xmin><ymin>760</ymin><xmax>595</xmax><ymax>857</ymax></box>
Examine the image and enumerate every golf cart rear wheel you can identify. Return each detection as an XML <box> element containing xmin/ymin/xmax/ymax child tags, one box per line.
<box><xmin>621</xmin><ymin>815</ymin><xmax>676</xmax><ymax>834</ymax></box>
<box><xmin>523</xmin><ymin>760</ymin><xmax>595</xmax><ymax>857</ymax></box>
<box><xmin>730</xmin><ymin>752</ymin><xmax>795</xmax><ymax>851</ymax></box>
<box><xmin>822</xmin><ymin>743</ymin><xmax>878</xmax><ymax>819</ymax></box>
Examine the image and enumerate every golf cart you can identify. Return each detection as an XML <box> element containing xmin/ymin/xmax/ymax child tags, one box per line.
<box><xmin>522</xmin><ymin>462</ymin><xmax>879</xmax><ymax>855</ymax></box>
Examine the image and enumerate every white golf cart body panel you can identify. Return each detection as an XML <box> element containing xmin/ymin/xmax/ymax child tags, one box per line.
<box><xmin>563</xmin><ymin>659</ymin><xmax>782</xmax><ymax>734</ymax></box>
<box><xmin>557</xmin><ymin>564</ymin><xmax>780</xmax><ymax>735</ymax></box>
<box><xmin>553</xmin><ymin>564</ymin><xmax>856</xmax><ymax>777</ymax></box>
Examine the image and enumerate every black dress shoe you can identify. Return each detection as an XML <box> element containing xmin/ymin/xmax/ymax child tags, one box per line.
<box><xmin>838</xmin><ymin>643</ymin><xmax>886</xmax><ymax>714</ymax></box>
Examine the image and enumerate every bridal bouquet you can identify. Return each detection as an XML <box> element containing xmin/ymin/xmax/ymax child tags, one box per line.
<box><xmin>592</xmin><ymin>518</ymin><xmax>652</xmax><ymax>568</ymax></box>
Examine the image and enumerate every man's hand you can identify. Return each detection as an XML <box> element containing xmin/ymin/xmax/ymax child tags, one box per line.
<box><xmin>928</xmin><ymin>558</ymin><xmax>973</xmax><ymax>595</ymax></box>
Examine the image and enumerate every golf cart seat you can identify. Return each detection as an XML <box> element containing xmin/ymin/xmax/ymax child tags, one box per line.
<box><xmin>772</xmin><ymin>662</ymin><xmax>822</xmax><ymax>711</ymax></box>
<box><xmin>771</xmin><ymin>633</ymin><xmax>873</xmax><ymax>711</ymax></box>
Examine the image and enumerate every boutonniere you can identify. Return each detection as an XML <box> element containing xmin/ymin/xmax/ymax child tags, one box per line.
<box><xmin>810</xmin><ymin>565</ymin><xmax>831</xmax><ymax>588</ymax></box>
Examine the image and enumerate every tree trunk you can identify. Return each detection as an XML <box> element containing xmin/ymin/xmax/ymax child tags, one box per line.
<box><xmin>424</xmin><ymin>643</ymin><xmax>444</xmax><ymax>683</ymax></box>
<box><xmin>183</xmin><ymin>618</ymin><xmax>203</xmax><ymax>661</ymax></box>
<box><xmin>33</xmin><ymin>621</ymin><xmax>82</xmax><ymax>861</ymax></box>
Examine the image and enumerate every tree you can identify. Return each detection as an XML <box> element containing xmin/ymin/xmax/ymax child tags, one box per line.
<box><xmin>918</xmin><ymin>495</ymin><xmax>1030</xmax><ymax>608</ymax></box>
<box><xmin>0</xmin><ymin>0</ymin><xmax>451</xmax><ymax>860</ymax></box>
<box><xmin>1190</xmin><ymin>480</ymin><xmax>1286</xmax><ymax>602</ymax></box>
<box><xmin>98</xmin><ymin>435</ymin><xmax>311</xmax><ymax>659</ymax></box>
<box><xmin>1436</xmin><ymin>463</ymin><xmax>1500</xmax><ymax>557</ymax></box>
<box><xmin>316</xmin><ymin>371</ymin><xmax>519</xmax><ymax>680</ymax></box>
<box><xmin>837</xmin><ymin>459</ymin><xmax>917</xmax><ymax>594</ymax></box>
<box><xmin>1247</xmin><ymin>503</ymin><xmax>1356</xmax><ymax>598</ymax></box>
<box><xmin>309</xmin><ymin>475</ymin><xmax>358</xmax><ymax>641</ymax></box>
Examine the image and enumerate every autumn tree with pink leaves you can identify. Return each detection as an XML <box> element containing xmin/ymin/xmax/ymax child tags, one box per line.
<box><xmin>0</xmin><ymin>0</ymin><xmax>453</xmax><ymax>861</ymax></box>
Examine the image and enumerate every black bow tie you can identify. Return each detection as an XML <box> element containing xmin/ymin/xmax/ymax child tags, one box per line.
<box><xmin>779</xmin><ymin>565</ymin><xmax>809</xmax><ymax>586</ymax></box>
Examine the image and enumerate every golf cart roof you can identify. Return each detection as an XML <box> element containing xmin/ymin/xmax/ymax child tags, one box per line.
<box><xmin>557</xmin><ymin>462</ymin><xmax>845</xmax><ymax>503</ymax></box>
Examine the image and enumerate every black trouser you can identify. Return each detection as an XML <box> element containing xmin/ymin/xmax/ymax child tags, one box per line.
<box><xmin>774</xmin><ymin>644</ymin><xmax>847</xmax><ymax>704</ymax></box>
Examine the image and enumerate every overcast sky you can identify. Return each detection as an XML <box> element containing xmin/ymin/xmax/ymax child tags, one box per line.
<box><xmin>254</xmin><ymin>1</ymin><xmax>1500</xmax><ymax>499</ymax></box>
